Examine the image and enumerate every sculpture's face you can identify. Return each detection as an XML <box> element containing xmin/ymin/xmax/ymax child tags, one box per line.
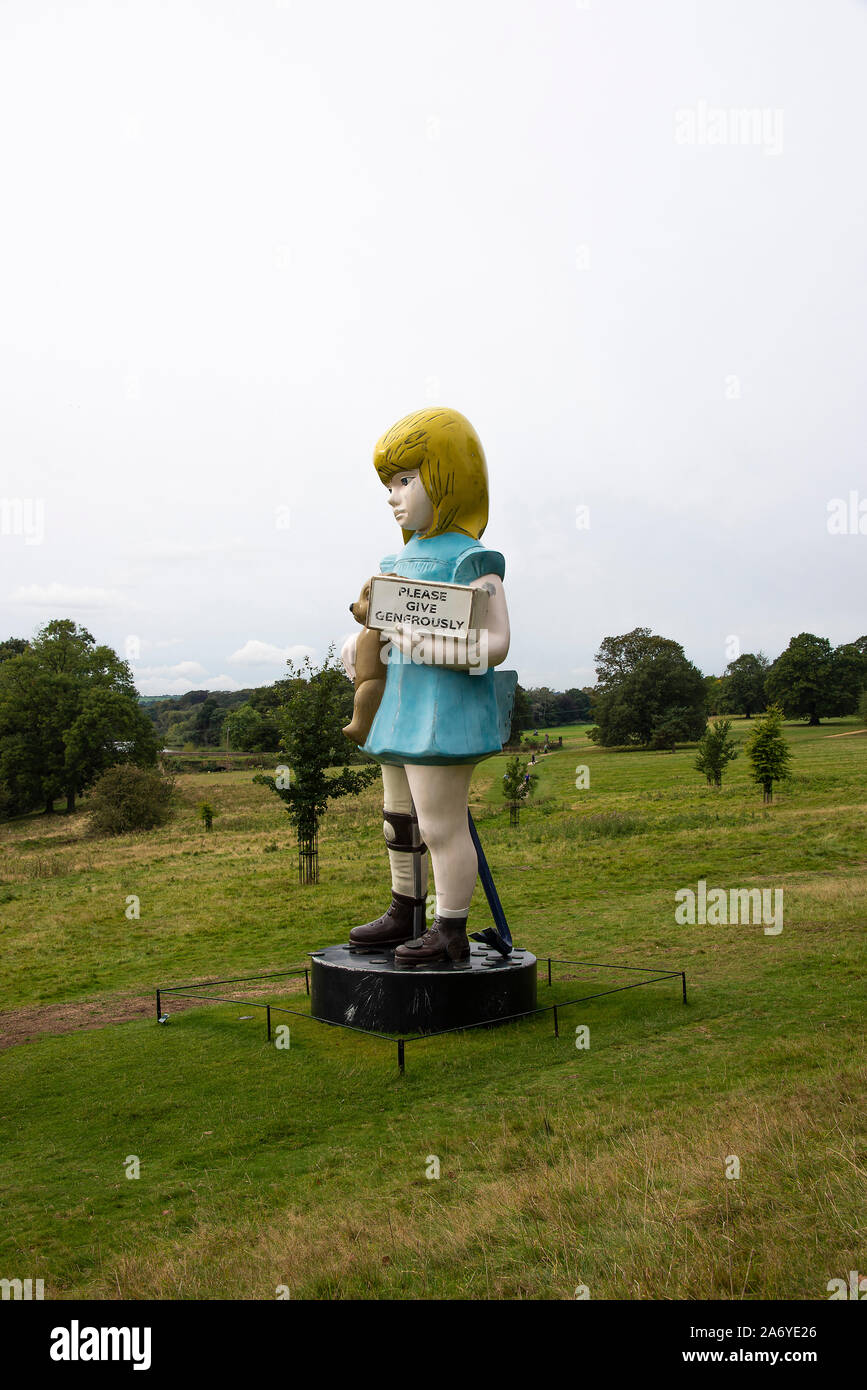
<box><xmin>387</xmin><ymin>468</ymin><xmax>434</xmax><ymax>533</ymax></box>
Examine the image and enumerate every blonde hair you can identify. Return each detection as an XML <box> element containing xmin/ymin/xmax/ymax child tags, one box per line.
<box><xmin>373</xmin><ymin>407</ymin><xmax>489</xmax><ymax>543</ymax></box>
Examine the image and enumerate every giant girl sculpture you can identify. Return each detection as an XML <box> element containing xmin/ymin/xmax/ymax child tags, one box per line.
<box><xmin>341</xmin><ymin>408</ymin><xmax>516</xmax><ymax>968</ymax></box>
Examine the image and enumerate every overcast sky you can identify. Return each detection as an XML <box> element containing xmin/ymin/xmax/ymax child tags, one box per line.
<box><xmin>1</xmin><ymin>0</ymin><xmax>865</xmax><ymax>695</ymax></box>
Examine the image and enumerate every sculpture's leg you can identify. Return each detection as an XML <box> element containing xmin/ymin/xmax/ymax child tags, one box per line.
<box><xmin>394</xmin><ymin>763</ymin><xmax>476</xmax><ymax>967</ymax></box>
<box><xmin>348</xmin><ymin>763</ymin><xmax>429</xmax><ymax>950</ymax></box>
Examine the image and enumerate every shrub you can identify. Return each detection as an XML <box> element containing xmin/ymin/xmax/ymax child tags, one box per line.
<box><xmin>87</xmin><ymin>764</ymin><xmax>176</xmax><ymax>835</ymax></box>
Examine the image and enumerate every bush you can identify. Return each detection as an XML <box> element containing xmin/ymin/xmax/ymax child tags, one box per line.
<box><xmin>87</xmin><ymin>764</ymin><xmax>176</xmax><ymax>835</ymax></box>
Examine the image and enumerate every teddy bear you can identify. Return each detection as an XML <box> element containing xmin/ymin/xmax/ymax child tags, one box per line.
<box><xmin>342</xmin><ymin>577</ymin><xmax>388</xmax><ymax>746</ymax></box>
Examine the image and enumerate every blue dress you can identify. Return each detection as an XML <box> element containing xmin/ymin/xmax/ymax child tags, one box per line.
<box><xmin>362</xmin><ymin>531</ymin><xmax>516</xmax><ymax>766</ymax></box>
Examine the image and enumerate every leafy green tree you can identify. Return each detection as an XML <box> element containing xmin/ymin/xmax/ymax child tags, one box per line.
<box><xmin>765</xmin><ymin>633</ymin><xmax>861</xmax><ymax>725</ymax></box>
<box><xmin>559</xmin><ymin>687</ymin><xmax>592</xmax><ymax>723</ymax></box>
<box><xmin>501</xmin><ymin>754</ymin><xmax>539</xmax><ymax>826</ymax></box>
<box><xmin>193</xmin><ymin>697</ymin><xmax>222</xmax><ymax>747</ymax></box>
<box><xmin>704</xmin><ymin>674</ymin><xmax>727</xmax><ymax>716</ymax></box>
<box><xmin>588</xmin><ymin>639</ymin><xmax>707</xmax><ymax>748</ymax></box>
<box><xmin>648</xmin><ymin>704</ymin><xmax>707</xmax><ymax>752</ymax></box>
<box><xmin>0</xmin><ymin>638</ymin><xmax>29</xmax><ymax>663</ymax></box>
<box><xmin>593</xmin><ymin>628</ymin><xmax>683</xmax><ymax>690</ymax></box>
<box><xmin>859</xmin><ymin>689</ymin><xmax>867</xmax><ymax>726</ymax></box>
<box><xmin>694</xmin><ymin>717</ymin><xmax>738</xmax><ymax>787</ymax></box>
<box><xmin>510</xmin><ymin>683</ymin><xmax>533</xmax><ymax>738</ymax></box>
<box><xmin>64</xmin><ymin>688</ymin><xmax>157</xmax><ymax>802</ymax></box>
<box><xmin>222</xmin><ymin>703</ymin><xmax>264</xmax><ymax>752</ymax></box>
<box><xmin>831</xmin><ymin>642</ymin><xmax>867</xmax><ymax>711</ymax></box>
<box><xmin>744</xmin><ymin>704</ymin><xmax>791</xmax><ymax>803</ymax></box>
<box><xmin>527</xmin><ymin>686</ymin><xmax>557</xmax><ymax>727</ymax></box>
<box><xmin>722</xmin><ymin>652</ymin><xmax>769</xmax><ymax>718</ymax></box>
<box><xmin>254</xmin><ymin>647</ymin><xmax>380</xmax><ymax>881</ymax></box>
<box><xmin>0</xmin><ymin>620</ymin><xmax>156</xmax><ymax>816</ymax></box>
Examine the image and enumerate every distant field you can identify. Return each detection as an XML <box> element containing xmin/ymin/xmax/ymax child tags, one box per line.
<box><xmin>0</xmin><ymin>717</ymin><xmax>864</xmax><ymax>1299</ymax></box>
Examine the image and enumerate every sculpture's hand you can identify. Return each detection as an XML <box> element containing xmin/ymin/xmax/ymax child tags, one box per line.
<box><xmin>341</xmin><ymin>631</ymin><xmax>358</xmax><ymax>681</ymax></box>
<box><xmin>389</xmin><ymin>574</ymin><xmax>510</xmax><ymax>672</ymax></box>
<box><xmin>388</xmin><ymin>622</ymin><xmax>420</xmax><ymax>664</ymax></box>
<box><xmin>389</xmin><ymin>623</ymin><xmax>481</xmax><ymax>671</ymax></box>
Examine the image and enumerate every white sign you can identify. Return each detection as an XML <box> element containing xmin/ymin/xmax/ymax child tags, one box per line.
<box><xmin>366</xmin><ymin>575</ymin><xmax>488</xmax><ymax>634</ymax></box>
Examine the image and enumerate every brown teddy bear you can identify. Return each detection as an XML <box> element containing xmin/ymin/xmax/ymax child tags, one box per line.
<box><xmin>342</xmin><ymin>577</ymin><xmax>388</xmax><ymax>746</ymax></box>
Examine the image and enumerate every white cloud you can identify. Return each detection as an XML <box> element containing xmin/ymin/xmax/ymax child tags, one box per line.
<box><xmin>135</xmin><ymin>670</ymin><xmax>241</xmax><ymax>696</ymax></box>
<box><xmin>132</xmin><ymin>660</ymin><xmax>207</xmax><ymax>680</ymax></box>
<box><xmin>11</xmin><ymin>582</ymin><xmax>124</xmax><ymax>608</ymax></box>
<box><xmin>204</xmin><ymin>674</ymin><xmax>243</xmax><ymax>692</ymax></box>
<box><xmin>228</xmin><ymin>639</ymin><xmax>316</xmax><ymax>666</ymax></box>
<box><xmin>136</xmin><ymin>675</ymin><xmax>202</xmax><ymax>696</ymax></box>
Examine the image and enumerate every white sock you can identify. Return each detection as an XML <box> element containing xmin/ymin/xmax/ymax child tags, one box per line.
<box><xmin>436</xmin><ymin>900</ymin><xmax>469</xmax><ymax>920</ymax></box>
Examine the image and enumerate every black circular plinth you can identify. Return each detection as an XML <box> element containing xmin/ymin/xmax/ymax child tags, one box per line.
<box><xmin>310</xmin><ymin>941</ymin><xmax>537</xmax><ymax>1035</ymax></box>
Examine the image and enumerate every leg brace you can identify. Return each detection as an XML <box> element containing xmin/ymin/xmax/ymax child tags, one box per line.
<box><xmin>383</xmin><ymin>807</ymin><xmax>429</xmax><ymax>938</ymax></box>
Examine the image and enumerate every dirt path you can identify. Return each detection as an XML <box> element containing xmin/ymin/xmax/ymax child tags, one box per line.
<box><xmin>0</xmin><ymin>978</ymin><xmax>308</xmax><ymax>1051</ymax></box>
<box><xmin>824</xmin><ymin>729</ymin><xmax>867</xmax><ymax>738</ymax></box>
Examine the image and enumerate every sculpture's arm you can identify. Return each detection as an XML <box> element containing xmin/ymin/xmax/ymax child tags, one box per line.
<box><xmin>390</xmin><ymin>572</ymin><xmax>510</xmax><ymax>672</ymax></box>
<box><xmin>471</xmin><ymin>572</ymin><xmax>510</xmax><ymax>667</ymax></box>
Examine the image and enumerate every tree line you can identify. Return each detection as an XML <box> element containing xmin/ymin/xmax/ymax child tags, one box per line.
<box><xmin>586</xmin><ymin>627</ymin><xmax>866</xmax><ymax>749</ymax></box>
<box><xmin>0</xmin><ymin>624</ymin><xmax>372</xmax><ymax>823</ymax></box>
<box><xmin>2</xmin><ymin>618</ymin><xmax>864</xmax><ymax>823</ymax></box>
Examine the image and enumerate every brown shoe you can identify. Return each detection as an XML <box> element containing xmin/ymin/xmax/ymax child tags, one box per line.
<box><xmin>394</xmin><ymin>918</ymin><xmax>470</xmax><ymax>968</ymax></box>
<box><xmin>349</xmin><ymin>893</ymin><xmax>422</xmax><ymax>950</ymax></box>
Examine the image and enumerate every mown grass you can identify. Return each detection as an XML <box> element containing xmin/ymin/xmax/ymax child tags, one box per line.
<box><xmin>0</xmin><ymin>717</ymin><xmax>864</xmax><ymax>1299</ymax></box>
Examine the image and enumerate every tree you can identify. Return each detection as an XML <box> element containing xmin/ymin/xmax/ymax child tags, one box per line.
<box><xmin>744</xmin><ymin>704</ymin><xmax>791</xmax><ymax>803</ymax></box>
<box><xmin>527</xmin><ymin>686</ymin><xmax>556</xmax><ymax>728</ymax></box>
<box><xmin>64</xmin><ymin>688</ymin><xmax>158</xmax><ymax>803</ymax></box>
<box><xmin>0</xmin><ymin>638</ymin><xmax>29</xmax><ymax>663</ymax></box>
<box><xmin>722</xmin><ymin>652</ymin><xmax>769</xmax><ymax>718</ymax></box>
<box><xmin>588</xmin><ymin>638</ymin><xmax>707</xmax><ymax>748</ymax></box>
<box><xmin>704</xmin><ymin>674</ymin><xmax>727</xmax><ymax>716</ymax></box>
<box><xmin>559</xmin><ymin>687</ymin><xmax>592</xmax><ymax>723</ymax></box>
<box><xmin>831</xmin><ymin>642</ymin><xmax>867</xmax><ymax>712</ymax></box>
<box><xmin>501</xmin><ymin>755</ymin><xmax>539</xmax><ymax>827</ymax></box>
<box><xmin>0</xmin><ymin>620</ymin><xmax>157</xmax><ymax>816</ymax></box>
<box><xmin>648</xmin><ymin>704</ymin><xmax>707</xmax><ymax>752</ymax></box>
<box><xmin>254</xmin><ymin>647</ymin><xmax>380</xmax><ymax>882</ymax></box>
<box><xmin>859</xmin><ymin>690</ymin><xmax>867</xmax><ymax>726</ymax></box>
<box><xmin>765</xmin><ymin>633</ymin><xmax>861</xmax><ymax>725</ymax></box>
<box><xmin>593</xmin><ymin>627</ymin><xmax>683</xmax><ymax>691</ymax></box>
<box><xmin>509</xmin><ymin>683</ymin><xmax>533</xmax><ymax>739</ymax></box>
<box><xmin>694</xmin><ymin>717</ymin><xmax>738</xmax><ymax>787</ymax></box>
<box><xmin>193</xmin><ymin>697</ymin><xmax>222</xmax><ymax>747</ymax></box>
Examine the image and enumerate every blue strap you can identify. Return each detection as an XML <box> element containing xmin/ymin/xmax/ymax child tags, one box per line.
<box><xmin>467</xmin><ymin>810</ymin><xmax>513</xmax><ymax>954</ymax></box>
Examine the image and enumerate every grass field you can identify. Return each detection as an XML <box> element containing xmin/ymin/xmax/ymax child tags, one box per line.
<box><xmin>1</xmin><ymin>718</ymin><xmax>864</xmax><ymax>1300</ymax></box>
